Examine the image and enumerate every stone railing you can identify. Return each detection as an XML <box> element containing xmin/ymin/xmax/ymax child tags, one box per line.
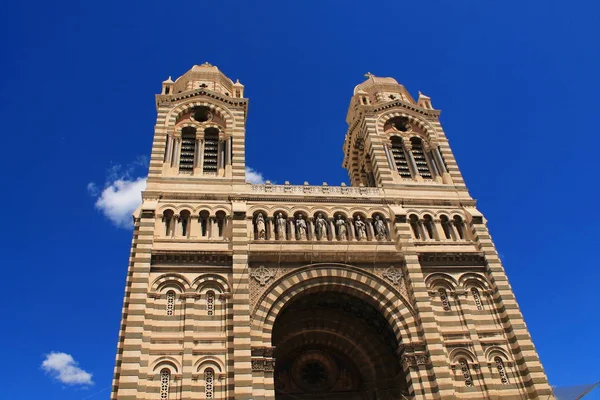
<box><xmin>249</xmin><ymin>183</ymin><xmax>381</xmax><ymax>196</ymax></box>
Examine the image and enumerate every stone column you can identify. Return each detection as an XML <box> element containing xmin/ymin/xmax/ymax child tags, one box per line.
<box><xmin>165</xmin><ymin>134</ymin><xmax>174</xmax><ymax>164</ymax></box>
<box><xmin>404</xmin><ymin>142</ymin><xmax>423</xmax><ymax>182</ymax></box>
<box><xmin>366</xmin><ymin>218</ymin><xmax>375</xmax><ymax>241</ymax></box>
<box><xmin>328</xmin><ymin>218</ymin><xmax>336</xmax><ymax>241</ymax></box>
<box><xmin>267</xmin><ymin>217</ymin><xmax>275</xmax><ymax>241</ymax></box>
<box><xmin>173</xmin><ymin>137</ymin><xmax>181</xmax><ymax>170</ymax></box>
<box><xmin>307</xmin><ymin>218</ymin><xmax>315</xmax><ymax>241</ymax></box>
<box><xmin>288</xmin><ymin>217</ymin><xmax>295</xmax><ymax>241</ymax></box>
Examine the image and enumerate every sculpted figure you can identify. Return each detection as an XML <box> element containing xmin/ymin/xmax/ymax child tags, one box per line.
<box><xmin>256</xmin><ymin>213</ymin><xmax>266</xmax><ymax>239</ymax></box>
<box><xmin>335</xmin><ymin>215</ymin><xmax>347</xmax><ymax>240</ymax></box>
<box><xmin>374</xmin><ymin>215</ymin><xmax>387</xmax><ymax>240</ymax></box>
<box><xmin>276</xmin><ymin>212</ymin><xmax>287</xmax><ymax>240</ymax></box>
<box><xmin>354</xmin><ymin>215</ymin><xmax>367</xmax><ymax>240</ymax></box>
<box><xmin>296</xmin><ymin>215</ymin><xmax>307</xmax><ymax>240</ymax></box>
<box><xmin>315</xmin><ymin>213</ymin><xmax>327</xmax><ymax>240</ymax></box>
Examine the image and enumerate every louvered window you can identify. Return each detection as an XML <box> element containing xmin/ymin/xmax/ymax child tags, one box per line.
<box><xmin>390</xmin><ymin>137</ymin><xmax>412</xmax><ymax>178</ymax></box>
<box><xmin>203</xmin><ymin>129</ymin><xmax>219</xmax><ymax>173</ymax></box>
<box><xmin>410</xmin><ymin>138</ymin><xmax>432</xmax><ymax>179</ymax></box>
<box><xmin>178</xmin><ymin>127</ymin><xmax>196</xmax><ymax>173</ymax></box>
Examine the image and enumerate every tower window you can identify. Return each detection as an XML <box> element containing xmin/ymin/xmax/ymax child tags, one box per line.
<box><xmin>423</xmin><ymin>215</ymin><xmax>436</xmax><ymax>240</ymax></box>
<box><xmin>203</xmin><ymin>128</ymin><xmax>219</xmax><ymax>173</ymax></box>
<box><xmin>453</xmin><ymin>216</ymin><xmax>466</xmax><ymax>239</ymax></box>
<box><xmin>410</xmin><ymin>137</ymin><xmax>432</xmax><ymax>179</ymax></box>
<box><xmin>163</xmin><ymin>210</ymin><xmax>174</xmax><ymax>236</ymax></box>
<box><xmin>205</xmin><ymin>368</ymin><xmax>214</xmax><ymax>399</ymax></box>
<box><xmin>390</xmin><ymin>137</ymin><xmax>412</xmax><ymax>178</ymax></box>
<box><xmin>459</xmin><ymin>359</ymin><xmax>473</xmax><ymax>387</ymax></box>
<box><xmin>166</xmin><ymin>291</ymin><xmax>175</xmax><ymax>316</ymax></box>
<box><xmin>471</xmin><ymin>288</ymin><xmax>483</xmax><ymax>310</ymax></box>
<box><xmin>438</xmin><ymin>288</ymin><xmax>451</xmax><ymax>311</ymax></box>
<box><xmin>206</xmin><ymin>291</ymin><xmax>215</xmax><ymax>316</ymax></box>
<box><xmin>494</xmin><ymin>357</ymin><xmax>509</xmax><ymax>384</ymax></box>
<box><xmin>160</xmin><ymin>368</ymin><xmax>170</xmax><ymax>399</ymax></box>
<box><xmin>216</xmin><ymin>211</ymin><xmax>226</xmax><ymax>237</ymax></box>
<box><xmin>409</xmin><ymin>214</ymin><xmax>420</xmax><ymax>239</ymax></box>
<box><xmin>178</xmin><ymin>127</ymin><xmax>196</xmax><ymax>173</ymax></box>
<box><xmin>180</xmin><ymin>210</ymin><xmax>191</xmax><ymax>237</ymax></box>
<box><xmin>440</xmin><ymin>215</ymin><xmax>452</xmax><ymax>239</ymax></box>
<box><xmin>199</xmin><ymin>210</ymin><xmax>209</xmax><ymax>237</ymax></box>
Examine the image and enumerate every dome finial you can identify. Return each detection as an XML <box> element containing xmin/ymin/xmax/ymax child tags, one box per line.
<box><xmin>364</xmin><ymin>72</ymin><xmax>375</xmax><ymax>79</ymax></box>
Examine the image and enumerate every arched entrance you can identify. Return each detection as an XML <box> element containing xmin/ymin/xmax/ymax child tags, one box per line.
<box><xmin>272</xmin><ymin>291</ymin><xmax>410</xmax><ymax>400</ymax></box>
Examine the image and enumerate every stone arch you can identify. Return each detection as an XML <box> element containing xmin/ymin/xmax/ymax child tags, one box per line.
<box><xmin>157</xmin><ymin>204</ymin><xmax>178</xmax><ymax>215</ymax></box>
<box><xmin>151</xmin><ymin>356</ymin><xmax>181</xmax><ymax>373</ymax></box>
<box><xmin>425</xmin><ymin>272</ymin><xmax>458</xmax><ymax>291</ymax></box>
<box><xmin>166</xmin><ymin>100</ymin><xmax>235</xmax><ymax>129</ymax></box>
<box><xmin>252</xmin><ymin>264</ymin><xmax>419</xmax><ymax>348</ymax></box>
<box><xmin>192</xmin><ymin>273</ymin><xmax>230</xmax><ymax>294</ymax></box>
<box><xmin>485</xmin><ymin>346</ymin><xmax>510</xmax><ymax>362</ymax></box>
<box><xmin>152</xmin><ymin>273</ymin><xmax>191</xmax><ymax>293</ymax></box>
<box><xmin>376</xmin><ymin>110</ymin><xmax>438</xmax><ymax>141</ymax></box>
<box><xmin>449</xmin><ymin>348</ymin><xmax>477</xmax><ymax>364</ymax></box>
<box><xmin>458</xmin><ymin>273</ymin><xmax>491</xmax><ymax>290</ymax></box>
<box><xmin>194</xmin><ymin>356</ymin><xmax>225</xmax><ymax>373</ymax></box>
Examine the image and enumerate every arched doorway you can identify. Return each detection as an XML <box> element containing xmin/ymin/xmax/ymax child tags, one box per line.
<box><xmin>272</xmin><ymin>291</ymin><xmax>410</xmax><ymax>400</ymax></box>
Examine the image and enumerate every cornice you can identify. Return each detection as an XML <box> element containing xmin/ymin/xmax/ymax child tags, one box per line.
<box><xmin>156</xmin><ymin>88</ymin><xmax>248</xmax><ymax>109</ymax></box>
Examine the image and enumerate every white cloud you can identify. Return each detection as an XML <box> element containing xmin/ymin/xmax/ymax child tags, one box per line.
<box><xmin>91</xmin><ymin>176</ymin><xmax>147</xmax><ymax>228</ymax></box>
<box><xmin>246</xmin><ymin>166</ymin><xmax>266</xmax><ymax>184</ymax></box>
<box><xmin>88</xmin><ymin>160</ymin><xmax>148</xmax><ymax>229</ymax></box>
<box><xmin>42</xmin><ymin>352</ymin><xmax>93</xmax><ymax>386</ymax></box>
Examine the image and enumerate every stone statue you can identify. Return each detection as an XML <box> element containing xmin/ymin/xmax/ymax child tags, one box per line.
<box><xmin>335</xmin><ymin>215</ymin><xmax>347</xmax><ymax>240</ymax></box>
<box><xmin>374</xmin><ymin>215</ymin><xmax>387</xmax><ymax>240</ymax></box>
<box><xmin>296</xmin><ymin>215</ymin><xmax>307</xmax><ymax>240</ymax></box>
<box><xmin>256</xmin><ymin>213</ymin><xmax>266</xmax><ymax>239</ymax></box>
<box><xmin>315</xmin><ymin>213</ymin><xmax>327</xmax><ymax>240</ymax></box>
<box><xmin>276</xmin><ymin>212</ymin><xmax>287</xmax><ymax>240</ymax></box>
<box><xmin>354</xmin><ymin>215</ymin><xmax>367</xmax><ymax>240</ymax></box>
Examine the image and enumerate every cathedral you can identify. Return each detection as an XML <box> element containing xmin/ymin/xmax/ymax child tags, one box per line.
<box><xmin>111</xmin><ymin>63</ymin><xmax>553</xmax><ymax>400</ymax></box>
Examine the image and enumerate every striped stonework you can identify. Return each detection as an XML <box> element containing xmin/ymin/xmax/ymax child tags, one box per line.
<box><xmin>111</xmin><ymin>65</ymin><xmax>553</xmax><ymax>399</ymax></box>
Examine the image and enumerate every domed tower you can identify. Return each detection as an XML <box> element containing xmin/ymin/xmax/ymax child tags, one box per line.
<box><xmin>150</xmin><ymin>62</ymin><xmax>247</xmax><ymax>189</ymax></box>
<box><xmin>343</xmin><ymin>73</ymin><xmax>460</xmax><ymax>191</ymax></box>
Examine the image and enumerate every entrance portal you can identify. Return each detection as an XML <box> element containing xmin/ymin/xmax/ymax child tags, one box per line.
<box><xmin>272</xmin><ymin>291</ymin><xmax>410</xmax><ymax>400</ymax></box>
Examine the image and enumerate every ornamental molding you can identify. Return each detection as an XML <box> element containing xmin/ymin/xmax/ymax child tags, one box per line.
<box><xmin>157</xmin><ymin>88</ymin><xmax>248</xmax><ymax>108</ymax></box>
<box><xmin>250</xmin><ymin>266</ymin><xmax>277</xmax><ymax>286</ymax></box>
<box><xmin>419</xmin><ymin>252</ymin><xmax>486</xmax><ymax>267</ymax></box>
<box><xmin>383</xmin><ymin>266</ymin><xmax>403</xmax><ymax>285</ymax></box>
<box><xmin>251</xmin><ymin>358</ymin><xmax>275</xmax><ymax>372</ymax></box>
<box><xmin>251</xmin><ymin>346</ymin><xmax>276</xmax><ymax>357</ymax></box>
<box><xmin>152</xmin><ymin>251</ymin><xmax>232</xmax><ymax>266</ymax></box>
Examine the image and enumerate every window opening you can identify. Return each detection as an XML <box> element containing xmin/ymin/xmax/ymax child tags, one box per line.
<box><xmin>160</xmin><ymin>369</ymin><xmax>170</xmax><ymax>399</ymax></box>
<box><xmin>410</xmin><ymin>138</ymin><xmax>433</xmax><ymax>179</ymax></box>
<box><xmin>494</xmin><ymin>357</ymin><xmax>509</xmax><ymax>384</ymax></box>
<box><xmin>203</xmin><ymin>129</ymin><xmax>219</xmax><ymax>173</ymax></box>
<box><xmin>206</xmin><ymin>291</ymin><xmax>215</xmax><ymax>316</ymax></box>
<box><xmin>166</xmin><ymin>291</ymin><xmax>175</xmax><ymax>316</ymax></box>
<box><xmin>440</xmin><ymin>215</ymin><xmax>452</xmax><ymax>239</ymax></box>
<box><xmin>439</xmin><ymin>289</ymin><xmax>451</xmax><ymax>311</ymax></box>
<box><xmin>459</xmin><ymin>359</ymin><xmax>473</xmax><ymax>387</ymax></box>
<box><xmin>454</xmin><ymin>216</ymin><xmax>465</xmax><ymax>239</ymax></box>
<box><xmin>423</xmin><ymin>215</ymin><xmax>435</xmax><ymax>240</ymax></box>
<box><xmin>471</xmin><ymin>288</ymin><xmax>483</xmax><ymax>310</ymax></box>
<box><xmin>205</xmin><ymin>368</ymin><xmax>214</xmax><ymax>399</ymax></box>
<box><xmin>163</xmin><ymin>210</ymin><xmax>174</xmax><ymax>236</ymax></box>
<box><xmin>178</xmin><ymin>127</ymin><xmax>196</xmax><ymax>173</ymax></box>
<box><xmin>390</xmin><ymin>137</ymin><xmax>412</xmax><ymax>178</ymax></box>
<box><xmin>409</xmin><ymin>215</ymin><xmax>420</xmax><ymax>239</ymax></box>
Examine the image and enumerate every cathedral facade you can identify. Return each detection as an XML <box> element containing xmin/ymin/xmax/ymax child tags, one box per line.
<box><xmin>111</xmin><ymin>63</ymin><xmax>553</xmax><ymax>400</ymax></box>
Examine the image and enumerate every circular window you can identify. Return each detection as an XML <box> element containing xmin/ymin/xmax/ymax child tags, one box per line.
<box><xmin>393</xmin><ymin>117</ymin><xmax>410</xmax><ymax>132</ymax></box>
<box><xmin>291</xmin><ymin>351</ymin><xmax>338</xmax><ymax>392</ymax></box>
<box><xmin>192</xmin><ymin>107</ymin><xmax>213</xmax><ymax>123</ymax></box>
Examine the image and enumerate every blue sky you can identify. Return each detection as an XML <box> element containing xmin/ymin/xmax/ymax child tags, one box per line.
<box><xmin>2</xmin><ymin>0</ymin><xmax>599</xmax><ymax>398</ymax></box>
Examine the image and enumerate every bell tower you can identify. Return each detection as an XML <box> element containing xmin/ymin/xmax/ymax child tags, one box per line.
<box><xmin>343</xmin><ymin>73</ymin><xmax>458</xmax><ymax>189</ymax></box>
<box><xmin>151</xmin><ymin>62</ymin><xmax>247</xmax><ymax>189</ymax></box>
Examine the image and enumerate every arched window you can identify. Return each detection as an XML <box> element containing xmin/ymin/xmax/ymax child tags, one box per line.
<box><xmin>163</xmin><ymin>210</ymin><xmax>174</xmax><ymax>236</ymax></box>
<box><xmin>206</xmin><ymin>291</ymin><xmax>215</xmax><ymax>316</ymax></box>
<box><xmin>180</xmin><ymin>210</ymin><xmax>191</xmax><ymax>237</ymax></box>
<box><xmin>423</xmin><ymin>215</ymin><xmax>436</xmax><ymax>240</ymax></box>
<box><xmin>409</xmin><ymin>214</ymin><xmax>421</xmax><ymax>239</ymax></box>
<box><xmin>494</xmin><ymin>357</ymin><xmax>509</xmax><ymax>384</ymax></box>
<box><xmin>410</xmin><ymin>137</ymin><xmax>433</xmax><ymax>179</ymax></box>
<box><xmin>179</xmin><ymin>127</ymin><xmax>196</xmax><ymax>173</ymax></box>
<box><xmin>390</xmin><ymin>137</ymin><xmax>412</xmax><ymax>178</ymax></box>
<box><xmin>199</xmin><ymin>210</ymin><xmax>209</xmax><ymax>237</ymax></box>
<box><xmin>205</xmin><ymin>368</ymin><xmax>214</xmax><ymax>399</ymax></box>
<box><xmin>459</xmin><ymin>359</ymin><xmax>473</xmax><ymax>387</ymax></box>
<box><xmin>454</xmin><ymin>216</ymin><xmax>466</xmax><ymax>240</ymax></box>
<box><xmin>203</xmin><ymin>128</ymin><xmax>219</xmax><ymax>173</ymax></box>
<box><xmin>166</xmin><ymin>291</ymin><xmax>175</xmax><ymax>316</ymax></box>
<box><xmin>471</xmin><ymin>288</ymin><xmax>483</xmax><ymax>310</ymax></box>
<box><xmin>438</xmin><ymin>288</ymin><xmax>451</xmax><ymax>311</ymax></box>
<box><xmin>160</xmin><ymin>368</ymin><xmax>170</xmax><ymax>399</ymax></box>
<box><xmin>216</xmin><ymin>211</ymin><xmax>226</xmax><ymax>238</ymax></box>
<box><xmin>440</xmin><ymin>215</ymin><xmax>452</xmax><ymax>239</ymax></box>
